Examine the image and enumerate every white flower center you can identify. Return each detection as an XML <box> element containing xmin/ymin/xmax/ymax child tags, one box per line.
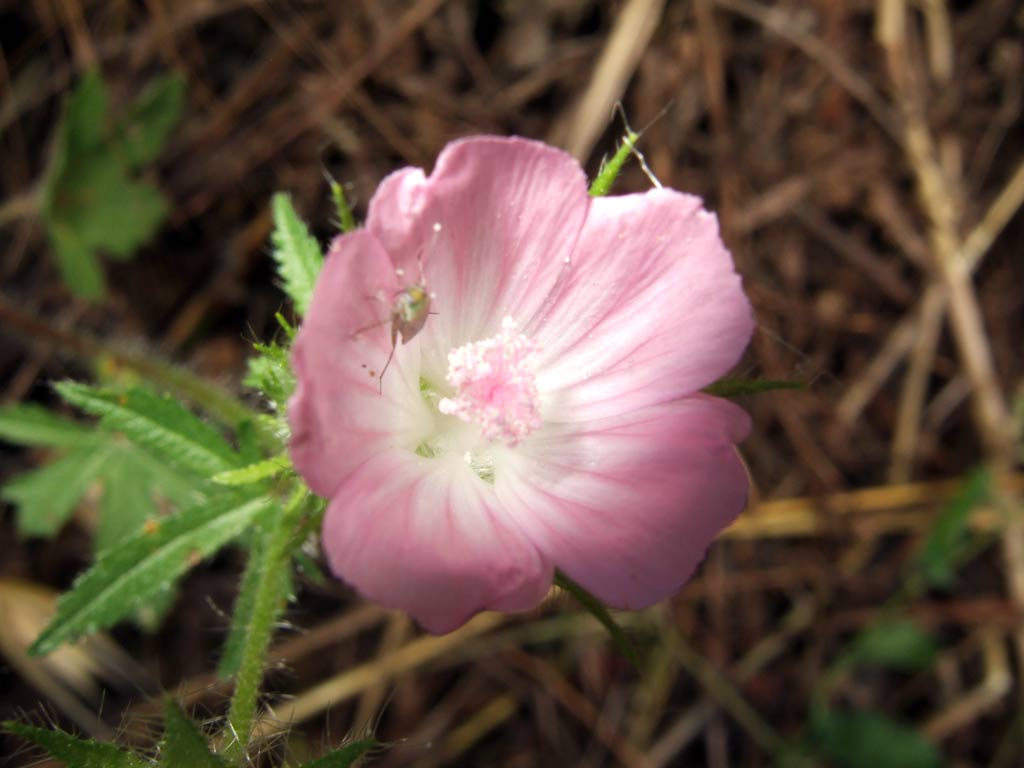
<box><xmin>438</xmin><ymin>317</ymin><xmax>541</xmax><ymax>446</ymax></box>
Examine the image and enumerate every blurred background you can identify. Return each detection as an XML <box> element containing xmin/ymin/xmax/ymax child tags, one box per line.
<box><xmin>1</xmin><ymin>0</ymin><xmax>1023</xmax><ymax>766</ymax></box>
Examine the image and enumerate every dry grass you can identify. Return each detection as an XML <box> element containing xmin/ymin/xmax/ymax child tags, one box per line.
<box><xmin>1</xmin><ymin>1</ymin><xmax>1022</xmax><ymax>765</ymax></box>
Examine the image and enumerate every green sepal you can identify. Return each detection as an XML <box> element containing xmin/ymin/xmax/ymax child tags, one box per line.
<box><xmin>589</xmin><ymin>129</ymin><xmax>639</xmax><ymax>197</ymax></box>
<box><xmin>703</xmin><ymin>378</ymin><xmax>804</xmax><ymax>398</ymax></box>
<box><xmin>329</xmin><ymin>178</ymin><xmax>357</xmax><ymax>233</ymax></box>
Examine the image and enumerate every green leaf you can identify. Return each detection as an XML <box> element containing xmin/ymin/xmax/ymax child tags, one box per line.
<box><xmin>212</xmin><ymin>454</ymin><xmax>291</xmax><ymax>486</ymax></box>
<box><xmin>809</xmin><ymin>708</ymin><xmax>941</xmax><ymax>768</ymax></box>
<box><xmin>270</xmin><ymin>193</ymin><xmax>323</xmax><ymax>317</ymax></box>
<box><xmin>918</xmin><ymin>468</ymin><xmax>991</xmax><ymax>588</ymax></box>
<box><xmin>51</xmin><ymin>151</ymin><xmax>167</xmax><ymax>261</ymax></box>
<box><xmin>116</xmin><ymin>74</ymin><xmax>185</xmax><ymax>168</ymax></box>
<box><xmin>217</xmin><ymin>524</ymin><xmax>293</xmax><ymax>678</ymax></box>
<box><xmin>161</xmin><ymin>699</ymin><xmax>225</xmax><ymax>768</ymax></box>
<box><xmin>48</xmin><ymin>220</ymin><xmax>105</xmax><ymax>299</ymax></box>
<box><xmin>300</xmin><ymin>738</ymin><xmax>379</xmax><ymax>768</ymax></box>
<box><xmin>554</xmin><ymin>570</ymin><xmax>638</xmax><ymax>668</ymax></box>
<box><xmin>846</xmin><ymin>619</ymin><xmax>937</xmax><ymax>672</ymax></box>
<box><xmin>96</xmin><ymin>444</ymin><xmax>202</xmax><ymax>553</ymax></box>
<box><xmin>703</xmin><ymin>378</ymin><xmax>805</xmax><ymax>398</ymax></box>
<box><xmin>0</xmin><ymin>404</ymin><xmax>95</xmax><ymax>448</ymax></box>
<box><xmin>3</xmin><ymin>720</ymin><xmax>148</xmax><ymax>768</ymax></box>
<box><xmin>589</xmin><ymin>129</ymin><xmax>638</xmax><ymax>197</ymax></box>
<box><xmin>63</xmin><ymin>69</ymin><xmax>108</xmax><ymax>152</ymax></box>
<box><xmin>56</xmin><ymin>382</ymin><xmax>240</xmax><ymax>477</ymax></box>
<box><xmin>329</xmin><ymin>178</ymin><xmax>357</xmax><ymax>233</ymax></box>
<box><xmin>30</xmin><ymin>493</ymin><xmax>272</xmax><ymax>655</ymax></box>
<box><xmin>39</xmin><ymin>69</ymin><xmax>178</xmax><ymax>298</ymax></box>
<box><xmin>3</xmin><ymin>442</ymin><xmax>111</xmax><ymax>537</ymax></box>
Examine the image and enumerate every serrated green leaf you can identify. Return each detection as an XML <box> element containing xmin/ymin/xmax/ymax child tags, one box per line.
<box><xmin>589</xmin><ymin>129</ymin><xmax>638</xmax><ymax>197</ymax></box>
<box><xmin>56</xmin><ymin>382</ymin><xmax>240</xmax><ymax>477</ymax></box>
<box><xmin>270</xmin><ymin>193</ymin><xmax>323</xmax><ymax>317</ymax></box>
<box><xmin>846</xmin><ymin>619</ymin><xmax>937</xmax><ymax>672</ymax></box>
<box><xmin>96</xmin><ymin>444</ymin><xmax>202</xmax><ymax>553</ymax></box>
<box><xmin>117</xmin><ymin>74</ymin><xmax>185</xmax><ymax>169</ymax></box>
<box><xmin>3</xmin><ymin>720</ymin><xmax>148</xmax><ymax>768</ymax></box>
<box><xmin>554</xmin><ymin>570</ymin><xmax>638</xmax><ymax>668</ymax></box>
<box><xmin>809</xmin><ymin>708</ymin><xmax>941</xmax><ymax>768</ymax></box>
<box><xmin>301</xmin><ymin>738</ymin><xmax>378</xmax><ymax>768</ymax></box>
<box><xmin>703</xmin><ymin>378</ymin><xmax>805</xmax><ymax>398</ymax></box>
<box><xmin>161</xmin><ymin>700</ymin><xmax>224</xmax><ymax>768</ymax></box>
<box><xmin>0</xmin><ymin>404</ymin><xmax>95</xmax><ymax>448</ymax></box>
<box><xmin>3</xmin><ymin>442</ymin><xmax>111</xmax><ymax>537</ymax></box>
<box><xmin>212</xmin><ymin>454</ymin><xmax>291</xmax><ymax>486</ymax></box>
<box><xmin>918</xmin><ymin>468</ymin><xmax>990</xmax><ymax>588</ymax></box>
<box><xmin>30</xmin><ymin>493</ymin><xmax>271</xmax><ymax>655</ymax></box>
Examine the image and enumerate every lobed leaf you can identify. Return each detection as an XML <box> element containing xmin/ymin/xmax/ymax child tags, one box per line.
<box><xmin>0</xmin><ymin>403</ymin><xmax>95</xmax><ymax>448</ymax></box>
<box><xmin>117</xmin><ymin>74</ymin><xmax>186</xmax><ymax>169</ymax></box>
<box><xmin>270</xmin><ymin>193</ymin><xmax>323</xmax><ymax>317</ymax></box>
<box><xmin>30</xmin><ymin>492</ymin><xmax>272</xmax><ymax>655</ymax></box>
<box><xmin>3</xmin><ymin>721</ymin><xmax>148</xmax><ymax>768</ymax></box>
<box><xmin>809</xmin><ymin>708</ymin><xmax>941</xmax><ymax>768</ymax></box>
<box><xmin>56</xmin><ymin>382</ymin><xmax>240</xmax><ymax>477</ymax></box>
<box><xmin>3</xmin><ymin>442</ymin><xmax>111</xmax><ymax>537</ymax></box>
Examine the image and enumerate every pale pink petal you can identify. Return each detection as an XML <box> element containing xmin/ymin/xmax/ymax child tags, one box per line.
<box><xmin>495</xmin><ymin>396</ymin><xmax>750</xmax><ymax>609</ymax></box>
<box><xmin>365</xmin><ymin>137</ymin><xmax>591</xmax><ymax>376</ymax></box>
<box><xmin>530</xmin><ymin>190</ymin><xmax>754</xmax><ymax>421</ymax></box>
<box><xmin>322</xmin><ymin>451</ymin><xmax>553</xmax><ymax>633</ymax></box>
<box><xmin>289</xmin><ymin>230</ymin><xmax>434</xmax><ymax>498</ymax></box>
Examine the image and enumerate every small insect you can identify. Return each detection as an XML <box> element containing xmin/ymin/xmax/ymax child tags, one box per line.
<box><xmin>380</xmin><ymin>282</ymin><xmax>431</xmax><ymax>387</ymax></box>
<box><xmin>353</xmin><ymin>279</ymin><xmax>434</xmax><ymax>394</ymax></box>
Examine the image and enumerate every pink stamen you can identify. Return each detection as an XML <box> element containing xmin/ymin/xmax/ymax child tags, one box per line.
<box><xmin>439</xmin><ymin>317</ymin><xmax>542</xmax><ymax>445</ymax></box>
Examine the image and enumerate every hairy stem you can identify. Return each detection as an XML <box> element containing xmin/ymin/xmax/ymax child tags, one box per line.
<box><xmin>224</xmin><ymin>487</ymin><xmax>307</xmax><ymax>764</ymax></box>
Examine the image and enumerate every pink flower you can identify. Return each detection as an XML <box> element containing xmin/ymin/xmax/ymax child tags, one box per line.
<box><xmin>288</xmin><ymin>137</ymin><xmax>754</xmax><ymax>633</ymax></box>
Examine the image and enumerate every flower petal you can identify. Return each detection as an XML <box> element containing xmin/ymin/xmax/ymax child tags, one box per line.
<box><xmin>322</xmin><ymin>451</ymin><xmax>553</xmax><ymax>633</ymax></box>
<box><xmin>531</xmin><ymin>190</ymin><xmax>755</xmax><ymax>420</ymax></box>
<box><xmin>366</xmin><ymin>137</ymin><xmax>591</xmax><ymax>379</ymax></box>
<box><xmin>495</xmin><ymin>396</ymin><xmax>750</xmax><ymax>609</ymax></box>
<box><xmin>288</xmin><ymin>230</ymin><xmax>433</xmax><ymax>498</ymax></box>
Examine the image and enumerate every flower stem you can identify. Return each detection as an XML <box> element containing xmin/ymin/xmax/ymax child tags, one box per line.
<box><xmin>224</xmin><ymin>486</ymin><xmax>307</xmax><ymax>764</ymax></box>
